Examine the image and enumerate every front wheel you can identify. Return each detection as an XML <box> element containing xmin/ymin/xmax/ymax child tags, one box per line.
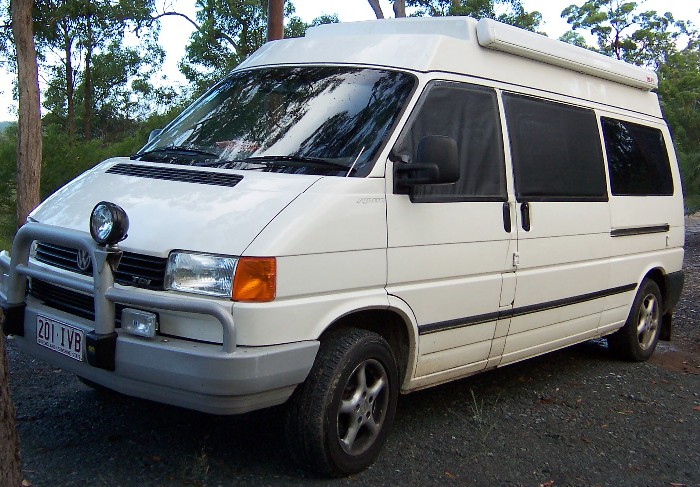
<box><xmin>285</xmin><ymin>328</ymin><xmax>399</xmax><ymax>477</ymax></box>
<box><xmin>608</xmin><ymin>279</ymin><xmax>663</xmax><ymax>362</ymax></box>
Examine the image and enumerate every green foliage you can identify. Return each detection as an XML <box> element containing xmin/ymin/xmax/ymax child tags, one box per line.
<box><xmin>561</xmin><ymin>0</ymin><xmax>690</xmax><ymax>67</ymax></box>
<box><xmin>559</xmin><ymin>30</ymin><xmax>588</xmax><ymax>47</ymax></box>
<box><xmin>284</xmin><ymin>14</ymin><xmax>339</xmax><ymax>39</ymax></box>
<box><xmin>658</xmin><ymin>41</ymin><xmax>700</xmax><ymax>212</ymax></box>
<box><xmin>561</xmin><ymin>1</ymin><xmax>700</xmax><ymax>209</ymax></box>
<box><xmin>407</xmin><ymin>0</ymin><xmax>542</xmax><ymax>31</ymax></box>
<box><xmin>179</xmin><ymin>0</ymin><xmax>293</xmax><ymax>92</ymax></box>
<box><xmin>0</xmin><ymin>108</ymin><xmax>181</xmax><ymax>249</ymax></box>
<box><xmin>33</xmin><ymin>0</ymin><xmax>164</xmax><ymax>139</ymax></box>
<box><xmin>179</xmin><ymin>2</ymin><xmax>338</xmax><ymax>95</ymax></box>
<box><xmin>0</xmin><ymin>123</ymin><xmax>16</xmax><ymax>249</ymax></box>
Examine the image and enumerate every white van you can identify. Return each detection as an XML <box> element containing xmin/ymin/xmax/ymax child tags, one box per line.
<box><xmin>1</xmin><ymin>17</ymin><xmax>685</xmax><ymax>476</ymax></box>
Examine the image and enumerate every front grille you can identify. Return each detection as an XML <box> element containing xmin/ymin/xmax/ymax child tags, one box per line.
<box><xmin>30</xmin><ymin>279</ymin><xmax>125</xmax><ymax>327</ymax></box>
<box><xmin>35</xmin><ymin>242</ymin><xmax>167</xmax><ymax>290</ymax></box>
<box><xmin>107</xmin><ymin>163</ymin><xmax>243</xmax><ymax>188</ymax></box>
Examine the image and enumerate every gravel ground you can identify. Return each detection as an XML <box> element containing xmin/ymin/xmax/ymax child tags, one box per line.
<box><xmin>6</xmin><ymin>223</ymin><xmax>700</xmax><ymax>487</ymax></box>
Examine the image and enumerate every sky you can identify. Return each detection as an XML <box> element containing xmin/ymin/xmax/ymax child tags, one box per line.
<box><xmin>1</xmin><ymin>0</ymin><xmax>698</xmax><ymax>121</ymax></box>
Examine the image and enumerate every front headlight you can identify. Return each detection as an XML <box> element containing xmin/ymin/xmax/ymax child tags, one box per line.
<box><xmin>165</xmin><ymin>252</ymin><xmax>238</xmax><ymax>298</ymax></box>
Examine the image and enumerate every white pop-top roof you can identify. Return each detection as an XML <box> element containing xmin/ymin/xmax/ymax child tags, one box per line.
<box><xmin>238</xmin><ymin>16</ymin><xmax>662</xmax><ymax>117</ymax></box>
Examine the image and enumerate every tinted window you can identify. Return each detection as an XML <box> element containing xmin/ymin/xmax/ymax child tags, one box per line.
<box><xmin>503</xmin><ymin>93</ymin><xmax>607</xmax><ymax>201</ymax></box>
<box><xmin>601</xmin><ymin>118</ymin><xmax>673</xmax><ymax>196</ymax></box>
<box><xmin>136</xmin><ymin>67</ymin><xmax>416</xmax><ymax>177</ymax></box>
<box><xmin>392</xmin><ymin>81</ymin><xmax>506</xmax><ymax>202</ymax></box>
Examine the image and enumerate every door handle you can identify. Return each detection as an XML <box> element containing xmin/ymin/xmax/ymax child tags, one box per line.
<box><xmin>520</xmin><ymin>202</ymin><xmax>531</xmax><ymax>232</ymax></box>
<box><xmin>502</xmin><ymin>202</ymin><xmax>511</xmax><ymax>233</ymax></box>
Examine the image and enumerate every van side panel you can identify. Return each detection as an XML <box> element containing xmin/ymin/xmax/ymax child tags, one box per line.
<box><xmin>598</xmin><ymin>118</ymin><xmax>685</xmax><ymax>335</ymax></box>
<box><xmin>386</xmin><ymin>201</ymin><xmax>513</xmax><ymax>377</ymax></box>
<box><xmin>500</xmin><ymin>204</ymin><xmax>612</xmax><ymax>364</ymax></box>
<box><xmin>237</xmin><ymin>178</ymin><xmax>391</xmax><ymax>346</ymax></box>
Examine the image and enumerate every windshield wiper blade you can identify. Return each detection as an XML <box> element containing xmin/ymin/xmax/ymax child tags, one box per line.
<box><xmin>243</xmin><ymin>155</ymin><xmax>351</xmax><ymax>171</ymax></box>
<box><xmin>184</xmin><ymin>155</ymin><xmax>357</xmax><ymax>174</ymax></box>
<box><xmin>131</xmin><ymin>146</ymin><xmax>219</xmax><ymax>161</ymax></box>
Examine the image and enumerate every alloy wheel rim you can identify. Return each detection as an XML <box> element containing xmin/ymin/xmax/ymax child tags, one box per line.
<box><xmin>337</xmin><ymin>358</ymin><xmax>389</xmax><ymax>456</ymax></box>
<box><xmin>637</xmin><ymin>293</ymin><xmax>660</xmax><ymax>351</ymax></box>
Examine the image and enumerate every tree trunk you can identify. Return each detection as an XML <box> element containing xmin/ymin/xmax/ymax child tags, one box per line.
<box><xmin>368</xmin><ymin>0</ymin><xmax>384</xmax><ymax>19</ymax></box>
<box><xmin>0</xmin><ymin>328</ymin><xmax>22</xmax><ymax>487</ymax></box>
<box><xmin>393</xmin><ymin>0</ymin><xmax>406</xmax><ymax>17</ymax></box>
<box><xmin>64</xmin><ymin>28</ymin><xmax>75</xmax><ymax>139</ymax></box>
<box><xmin>84</xmin><ymin>14</ymin><xmax>93</xmax><ymax>140</ymax></box>
<box><xmin>266</xmin><ymin>0</ymin><xmax>283</xmax><ymax>41</ymax></box>
<box><xmin>12</xmin><ymin>0</ymin><xmax>43</xmax><ymax>229</ymax></box>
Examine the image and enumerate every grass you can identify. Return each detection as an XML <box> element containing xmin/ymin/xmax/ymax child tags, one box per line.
<box><xmin>179</xmin><ymin>447</ymin><xmax>210</xmax><ymax>486</ymax></box>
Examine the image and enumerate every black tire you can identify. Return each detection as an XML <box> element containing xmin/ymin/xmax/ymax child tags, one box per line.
<box><xmin>608</xmin><ymin>279</ymin><xmax>663</xmax><ymax>362</ymax></box>
<box><xmin>285</xmin><ymin>328</ymin><xmax>399</xmax><ymax>477</ymax></box>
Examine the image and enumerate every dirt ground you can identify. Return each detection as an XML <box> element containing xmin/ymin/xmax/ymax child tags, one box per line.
<box><xmin>5</xmin><ymin>221</ymin><xmax>700</xmax><ymax>487</ymax></box>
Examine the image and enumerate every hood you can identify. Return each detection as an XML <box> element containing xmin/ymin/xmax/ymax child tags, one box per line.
<box><xmin>30</xmin><ymin>158</ymin><xmax>321</xmax><ymax>257</ymax></box>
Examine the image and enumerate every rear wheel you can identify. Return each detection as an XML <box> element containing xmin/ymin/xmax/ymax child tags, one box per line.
<box><xmin>285</xmin><ymin>328</ymin><xmax>398</xmax><ymax>477</ymax></box>
<box><xmin>608</xmin><ymin>279</ymin><xmax>663</xmax><ymax>362</ymax></box>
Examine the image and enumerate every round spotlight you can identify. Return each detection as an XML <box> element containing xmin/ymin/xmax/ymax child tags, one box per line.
<box><xmin>90</xmin><ymin>201</ymin><xmax>129</xmax><ymax>246</ymax></box>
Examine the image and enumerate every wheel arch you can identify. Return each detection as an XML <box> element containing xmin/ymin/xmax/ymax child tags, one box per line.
<box><xmin>641</xmin><ymin>267</ymin><xmax>672</xmax><ymax>341</ymax></box>
<box><xmin>318</xmin><ymin>304</ymin><xmax>418</xmax><ymax>389</ymax></box>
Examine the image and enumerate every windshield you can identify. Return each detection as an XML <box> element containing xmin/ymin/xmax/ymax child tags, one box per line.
<box><xmin>133</xmin><ymin>67</ymin><xmax>416</xmax><ymax>177</ymax></box>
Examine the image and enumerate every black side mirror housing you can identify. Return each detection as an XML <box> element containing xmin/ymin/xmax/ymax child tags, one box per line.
<box><xmin>394</xmin><ymin>135</ymin><xmax>460</xmax><ymax>193</ymax></box>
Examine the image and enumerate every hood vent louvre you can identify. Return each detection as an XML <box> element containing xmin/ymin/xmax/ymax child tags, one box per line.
<box><xmin>107</xmin><ymin>163</ymin><xmax>243</xmax><ymax>187</ymax></box>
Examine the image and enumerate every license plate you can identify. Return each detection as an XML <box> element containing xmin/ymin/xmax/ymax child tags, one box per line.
<box><xmin>36</xmin><ymin>315</ymin><xmax>85</xmax><ymax>362</ymax></box>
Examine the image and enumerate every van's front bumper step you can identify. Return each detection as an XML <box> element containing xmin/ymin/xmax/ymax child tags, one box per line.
<box><xmin>15</xmin><ymin>300</ymin><xmax>319</xmax><ymax>414</ymax></box>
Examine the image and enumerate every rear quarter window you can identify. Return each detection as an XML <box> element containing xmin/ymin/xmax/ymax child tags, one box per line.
<box><xmin>601</xmin><ymin>118</ymin><xmax>674</xmax><ymax>196</ymax></box>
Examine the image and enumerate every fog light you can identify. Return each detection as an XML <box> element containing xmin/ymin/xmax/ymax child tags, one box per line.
<box><xmin>122</xmin><ymin>308</ymin><xmax>158</xmax><ymax>338</ymax></box>
<box><xmin>90</xmin><ymin>201</ymin><xmax>129</xmax><ymax>246</ymax></box>
<box><xmin>29</xmin><ymin>241</ymin><xmax>38</xmax><ymax>259</ymax></box>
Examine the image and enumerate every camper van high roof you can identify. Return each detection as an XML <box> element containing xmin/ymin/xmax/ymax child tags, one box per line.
<box><xmin>239</xmin><ymin>17</ymin><xmax>661</xmax><ymax>117</ymax></box>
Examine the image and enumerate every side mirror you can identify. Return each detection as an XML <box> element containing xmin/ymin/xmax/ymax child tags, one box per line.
<box><xmin>148</xmin><ymin>128</ymin><xmax>163</xmax><ymax>143</ymax></box>
<box><xmin>394</xmin><ymin>135</ymin><xmax>460</xmax><ymax>193</ymax></box>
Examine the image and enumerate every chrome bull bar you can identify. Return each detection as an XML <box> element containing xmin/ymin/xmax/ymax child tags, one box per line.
<box><xmin>1</xmin><ymin>222</ymin><xmax>236</xmax><ymax>357</ymax></box>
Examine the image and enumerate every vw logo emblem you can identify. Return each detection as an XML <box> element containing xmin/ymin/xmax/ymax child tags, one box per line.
<box><xmin>76</xmin><ymin>250</ymin><xmax>92</xmax><ymax>272</ymax></box>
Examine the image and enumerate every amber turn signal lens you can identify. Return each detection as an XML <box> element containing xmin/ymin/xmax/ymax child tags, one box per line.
<box><xmin>231</xmin><ymin>257</ymin><xmax>276</xmax><ymax>302</ymax></box>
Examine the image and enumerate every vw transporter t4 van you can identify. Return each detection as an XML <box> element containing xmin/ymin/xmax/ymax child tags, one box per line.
<box><xmin>1</xmin><ymin>17</ymin><xmax>685</xmax><ymax>476</ymax></box>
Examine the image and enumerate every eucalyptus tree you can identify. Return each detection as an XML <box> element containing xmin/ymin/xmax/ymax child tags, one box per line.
<box><xmin>178</xmin><ymin>0</ymin><xmax>281</xmax><ymax>92</ymax></box>
<box><xmin>367</xmin><ymin>0</ymin><xmax>406</xmax><ymax>18</ymax></box>
<box><xmin>177</xmin><ymin>0</ymin><xmax>334</xmax><ymax>95</ymax></box>
<box><xmin>35</xmin><ymin>0</ymin><xmax>162</xmax><ymax>140</ymax></box>
<box><xmin>2</xmin><ymin>0</ymin><xmax>41</xmax><ymax>481</ymax></box>
<box><xmin>561</xmin><ymin>0</ymin><xmax>691</xmax><ymax>66</ymax></box>
<box><xmin>560</xmin><ymin>0</ymin><xmax>699</xmax><ymax>207</ymax></box>
<box><xmin>658</xmin><ymin>40</ymin><xmax>700</xmax><ymax>207</ymax></box>
<box><xmin>75</xmin><ymin>41</ymin><xmax>165</xmax><ymax>138</ymax></box>
<box><xmin>406</xmin><ymin>0</ymin><xmax>542</xmax><ymax>31</ymax></box>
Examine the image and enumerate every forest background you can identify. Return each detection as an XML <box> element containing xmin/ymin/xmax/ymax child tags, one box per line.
<box><xmin>0</xmin><ymin>0</ymin><xmax>699</xmax><ymax>250</ymax></box>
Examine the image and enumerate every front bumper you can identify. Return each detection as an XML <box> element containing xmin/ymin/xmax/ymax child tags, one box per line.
<box><xmin>1</xmin><ymin>223</ymin><xmax>319</xmax><ymax>415</ymax></box>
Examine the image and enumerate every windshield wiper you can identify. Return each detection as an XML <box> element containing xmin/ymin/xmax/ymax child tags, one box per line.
<box><xmin>131</xmin><ymin>146</ymin><xmax>219</xmax><ymax>161</ymax></box>
<box><xmin>243</xmin><ymin>155</ymin><xmax>351</xmax><ymax>171</ymax></box>
<box><xmin>179</xmin><ymin>154</ymin><xmax>358</xmax><ymax>175</ymax></box>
